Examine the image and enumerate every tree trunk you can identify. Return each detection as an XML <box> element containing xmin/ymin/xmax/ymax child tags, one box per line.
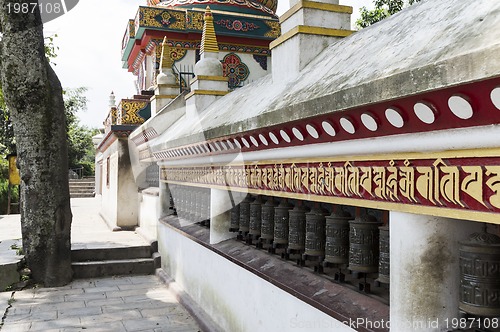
<box><xmin>0</xmin><ymin>0</ymin><xmax>73</xmax><ymax>286</ymax></box>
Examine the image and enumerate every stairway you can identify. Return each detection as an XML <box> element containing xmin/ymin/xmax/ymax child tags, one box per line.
<box><xmin>69</xmin><ymin>177</ymin><xmax>95</xmax><ymax>198</ymax></box>
<box><xmin>71</xmin><ymin>242</ymin><xmax>160</xmax><ymax>279</ymax></box>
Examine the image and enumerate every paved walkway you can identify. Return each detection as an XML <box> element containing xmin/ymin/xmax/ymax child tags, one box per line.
<box><xmin>0</xmin><ymin>197</ymin><xmax>202</xmax><ymax>332</ymax></box>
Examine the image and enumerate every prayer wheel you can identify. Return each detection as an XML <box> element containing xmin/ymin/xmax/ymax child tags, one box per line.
<box><xmin>304</xmin><ymin>207</ymin><xmax>326</xmax><ymax>257</ymax></box>
<box><xmin>288</xmin><ymin>205</ymin><xmax>306</xmax><ymax>251</ymax></box>
<box><xmin>229</xmin><ymin>204</ymin><xmax>240</xmax><ymax>232</ymax></box>
<box><xmin>324</xmin><ymin>210</ymin><xmax>352</xmax><ymax>264</ymax></box>
<box><xmin>273</xmin><ymin>200</ymin><xmax>291</xmax><ymax>245</ymax></box>
<box><xmin>200</xmin><ymin>189</ymin><xmax>210</xmax><ymax>222</ymax></box>
<box><xmin>459</xmin><ymin>228</ymin><xmax>500</xmax><ymax>316</ymax></box>
<box><xmin>348</xmin><ymin>214</ymin><xmax>382</xmax><ymax>273</ymax></box>
<box><xmin>249</xmin><ymin>196</ymin><xmax>263</xmax><ymax>236</ymax></box>
<box><xmin>260</xmin><ymin>198</ymin><xmax>277</xmax><ymax>240</ymax></box>
<box><xmin>194</xmin><ymin>189</ymin><xmax>203</xmax><ymax>222</ymax></box>
<box><xmin>377</xmin><ymin>225</ymin><xmax>390</xmax><ymax>284</ymax></box>
<box><xmin>187</xmin><ymin>188</ymin><xmax>196</xmax><ymax>222</ymax></box>
<box><xmin>239</xmin><ymin>195</ymin><xmax>252</xmax><ymax>233</ymax></box>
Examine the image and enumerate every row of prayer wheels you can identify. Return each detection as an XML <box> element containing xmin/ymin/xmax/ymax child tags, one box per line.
<box><xmin>169</xmin><ymin>185</ymin><xmax>210</xmax><ymax>225</ymax></box>
<box><xmin>229</xmin><ymin>195</ymin><xmax>390</xmax><ymax>285</ymax></box>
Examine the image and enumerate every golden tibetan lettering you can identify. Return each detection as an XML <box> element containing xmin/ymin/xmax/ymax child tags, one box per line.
<box><xmin>159</xmin><ymin>155</ymin><xmax>500</xmax><ymax>219</ymax></box>
<box><xmin>486</xmin><ymin>166</ymin><xmax>500</xmax><ymax>209</ymax></box>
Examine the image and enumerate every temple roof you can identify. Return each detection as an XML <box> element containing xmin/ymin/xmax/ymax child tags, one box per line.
<box><xmin>149</xmin><ymin>0</ymin><xmax>277</xmax><ymax>17</ymax></box>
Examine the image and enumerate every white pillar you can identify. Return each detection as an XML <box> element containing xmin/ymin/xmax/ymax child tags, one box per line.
<box><xmin>209</xmin><ymin>188</ymin><xmax>237</xmax><ymax>244</ymax></box>
<box><xmin>390</xmin><ymin>212</ymin><xmax>482</xmax><ymax>331</ymax></box>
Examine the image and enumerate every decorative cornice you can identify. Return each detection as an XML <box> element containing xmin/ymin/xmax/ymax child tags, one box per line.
<box><xmin>185</xmin><ymin>90</ymin><xmax>229</xmax><ymax>98</ymax></box>
<box><xmin>280</xmin><ymin>0</ymin><xmax>353</xmax><ymax>24</ymax></box>
<box><xmin>270</xmin><ymin>25</ymin><xmax>354</xmax><ymax>49</ymax></box>
<box><xmin>192</xmin><ymin>75</ymin><xmax>229</xmax><ymax>82</ymax></box>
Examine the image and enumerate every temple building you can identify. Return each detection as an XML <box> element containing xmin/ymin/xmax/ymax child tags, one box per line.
<box><xmin>95</xmin><ymin>0</ymin><xmax>500</xmax><ymax>330</ymax></box>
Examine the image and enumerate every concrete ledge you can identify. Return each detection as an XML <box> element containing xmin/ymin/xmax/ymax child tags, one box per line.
<box><xmin>185</xmin><ymin>90</ymin><xmax>229</xmax><ymax>99</ymax></box>
<box><xmin>270</xmin><ymin>25</ymin><xmax>354</xmax><ymax>49</ymax></box>
<box><xmin>280</xmin><ymin>0</ymin><xmax>353</xmax><ymax>23</ymax></box>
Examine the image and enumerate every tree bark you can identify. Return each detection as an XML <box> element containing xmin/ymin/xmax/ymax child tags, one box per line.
<box><xmin>0</xmin><ymin>0</ymin><xmax>72</xmax><ymax>286</ymax></box>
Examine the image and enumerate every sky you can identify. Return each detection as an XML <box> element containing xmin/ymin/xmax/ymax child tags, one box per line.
<box><xmin>43</xmin><ymin>0</ymin><xmax>373</xmax><ymax>129</ymax></box>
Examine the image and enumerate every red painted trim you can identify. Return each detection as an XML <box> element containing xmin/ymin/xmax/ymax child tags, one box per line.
<box><xmin>153</xmin><ymin>77</ymin><xmax>500</xmax><ymax>160</ymax></box>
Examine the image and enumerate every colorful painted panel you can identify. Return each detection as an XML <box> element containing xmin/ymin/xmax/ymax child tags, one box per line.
<box><xmin>119</xmin><ymin>100</ymin><xmax>151</xmax><ymax>125</ymax></box>
<box><xmin>160</xmin><ymin>152</ymin><xmax>500</xmax><ymax>224</ymax></box>
<box><xmin>221</xmin><ymin>53</ymin><xmax>249</xmax><ymax>89</ymax></box>
<box><xmin>139</xmin><ymin>7</ymin><xmax>186</xmax><ymax>29</ymax></box>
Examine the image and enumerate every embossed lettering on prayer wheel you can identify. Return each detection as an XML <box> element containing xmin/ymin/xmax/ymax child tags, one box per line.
<box><xmin>348</xmin><ymin>215</ymin><xmax>382</xmax><ymax>273</ymax></box>
<box><xmin>261</xmin><ymin>199</ymin><xmax>277</xmax><ymax>240</ymax></box>
<box><xmin>459</xmin><ymin>229</ymin><xmax>500</xmax><ymax>316</ymax></box>
<box><xmin>273</xmin><ymin>201</ymin><xmax>291</xmax><ymax>244</ymax></box>
<box><xmin>249</xmin><ymin>196</ymin><xmax>263</xmax><ymax>236</ymax></box>
<box><xmin>288</xmin><ymin>205</ymin><xmax>306</xmax><ymax>250</ymax></box>
<box><xmin>324</xmin><ymin>210</ymin><xmax>352</xmax><ymax>264</ymax></box>
<box><xmin>304</xmin><ymin>208</ymin><xmax>326</xmax><ymax>256</ymax></box>
<box><xmin>239</xmin><ymin>196</ymin><xmax>252</xmax><ymax>232</ymax></box>
<box><xmin>377</xmin><ymin>225</ymin><xmax>390</xmax><ymax>284</ymax></box>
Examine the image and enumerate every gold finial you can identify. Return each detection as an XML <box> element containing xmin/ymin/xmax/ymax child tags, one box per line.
<box><xmin>200</xmin><ymin>6</ymin><xmax>219</xmax><ymax>55</ymax></box>
<box><xmin>159</xmin><ymin>36</ymin><xmax>174</xmax><ymax>69</ymax></box>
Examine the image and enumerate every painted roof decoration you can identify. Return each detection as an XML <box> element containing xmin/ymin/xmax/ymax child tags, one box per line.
<box><xmin>151</xmin><ymin>0</ymin><xmax>277</xmax><ymax>17</ymax></box>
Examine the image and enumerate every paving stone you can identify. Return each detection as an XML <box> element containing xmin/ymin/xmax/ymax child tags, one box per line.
<box><xmin>85</xmin><ymin>296</ymin><xmax>124</xmax><ymax>307</ymax></box>
<box><xmin>3</xmin><ymin>309</ymin><xmax>57</xmax><ymax>322</ymax></box>
<box><xmin>64</xmin><ymin>291</ymin><xmax>107</xmax><ymax>302</ymax></box>
<box><xmin>140</xmin><ymin>305</ymin><xmax>188</xmax><ymax>318</ymax></box>
<box><xmin>29</xmin><ymin>301</ymin><xmax>86</xmax><ymax>312</ymax></box>
<box><xmin>101</xmin><ymin>300</ymin><xmax>162</xmax><ymax>313</ymax></box>
<box><xmin>93</xmin><ymin>277</ymin><xmax>133</xmax><ymax>287</ymax></box>
<box><xmin>122</xmin><ymin>316</ymin><xmax>171</xmax><ymax>331</ymax></box>
<box><xmin>30</xmin><ymin>316</ymin><xmax>82</xmax><ymax>331</ymax></box>
<box><xmin>78</xmin><ymin>320</ymin><xmax>127</xmax><ymax>332</ymax></box>
<box><xmin>80</xmin><ymin>309</ymin><xmax>142</xmax><ymax>325</ymax></box>
<box><xmin>84</xmin><ymin>285</ymin><xmax>120</xmax><ymax>293</ymax></box>
<box><xmin>0</xmin><ymin>321</ymin><xmax>32</xmax><ymax>332</ymax></box>
<box><xmin>58</xmin><ymin>305</ymin><xmax>102</xmax><ymax>318</ymax></box>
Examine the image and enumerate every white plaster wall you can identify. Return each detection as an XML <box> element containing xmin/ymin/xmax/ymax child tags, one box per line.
<box><xmin>99</xmin><ymin>139</ymin><xmax>139</xmax><ymax>229</ymax></box>
<box><xmin>158</xmin><ymin>224</ymin><xmax>355</xmax><ymax>332</ymax></box>
<box><xmin>100</xmin><ymin>142</ymin><xmax>119</xmax><ymax>228</ymax></box>
<box><xmin>234</xmin><ymin>53</ymin><xmax>270</xmax><ymax>84</ymax></box>
<box><xmin>390</xmin><ymin>212</ymin><xmax>483</xmax><ymax>331</ymax></box>
<box><xmin>138</xmin><ymin>188</ymin><xmax>160</xmax><ymax>241</ymax></box>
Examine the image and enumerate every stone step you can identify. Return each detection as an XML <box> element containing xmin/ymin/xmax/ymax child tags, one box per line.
<box><xmin>70</xmin><ymin>193</ymin><xmax>95</xmax><ymax>198</ymax></box>
<box><xmin>69</xmin><ymin>189</ymin><xmax>95</xmax><ymax>194</ymax></box>
<box><xmin>72</xmin><ymin>258</ymin><xmax>155</xmax><ymax>279</ymax></box>
<box><xmin>72</xmin><ymin>246</ymin><xmax>152</xmax><ymax>262</ymax></box>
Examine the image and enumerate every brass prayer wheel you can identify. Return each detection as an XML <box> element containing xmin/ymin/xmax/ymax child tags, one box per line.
<box><xmin>324</xmin><ymin>210</ymin><xmax>352</xmax><ymax>264</ymax></box>
<box><xmin>261</xmin><ymin>198</ymin><xmax>277</xmax><ymax>240</ymax></box>
<box><xmin>273</xmin><ymin>201</ymin><xmax>291</xmax><ymax>245</ymax></box>
<box><xmin>459</xmin><ymin>228</ymin><xmax>500</xmax><ymax>316</ymax></box>
<box><xmin>229</xmin><ymin>204</ymin><xmax>240</xmax><ymax>232</ymax></box>
<box><xmin>288</xmin><ymin>205</ymin><xmax>306</xmax><ymax>251</ymax></box>
<box><xmin>239</xmin><ymin>195</ymin><xmax>252</xmax><ymax>233</ymax></box>
<box><xmin>304</xmin><ymin>207</ymin><xmax>326</xmax><ymax>256</ymax></box>
<box><xmin>348</xmin><ymin>214</ymin><xmax>382</xmax><ymax>273</ymax></box>
<box><xmin>249</xmin><ymin>196</ymin><xmax>263</xmax><ymax>236</ymax></box>
<box><xmin>377</xmin><ymin>225</ymin><xmax>390</xmax><ymax>284</ymax></box>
